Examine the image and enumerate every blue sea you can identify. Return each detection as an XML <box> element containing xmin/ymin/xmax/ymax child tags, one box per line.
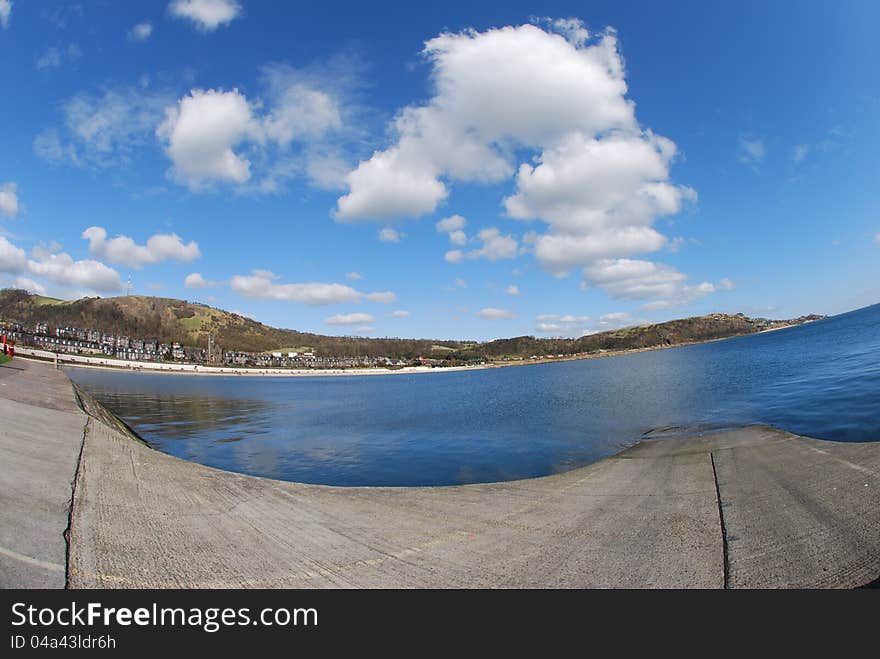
<box><xmin>67</xmin><ymin>303</ymin><xmax>880</xmax><ymax>486</ymax></box>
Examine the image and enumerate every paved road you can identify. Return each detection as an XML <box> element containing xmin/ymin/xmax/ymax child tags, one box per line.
<box><xmin>3</xmin><ymin>358</ymin><xmax>879</xmax><ymax>588</ymax></box>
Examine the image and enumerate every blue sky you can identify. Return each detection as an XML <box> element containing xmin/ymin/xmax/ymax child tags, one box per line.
<box><xmin>1</xmin><ymin>0</ymin><xmax>878</xmax><ymax>341</ymax></box>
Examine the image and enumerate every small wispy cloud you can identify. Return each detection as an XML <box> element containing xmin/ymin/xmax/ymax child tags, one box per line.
<box><xmin>128</xmin><ymin>21</ymin><xmax>153</xmax><ymax>42</ymax></box>
<box><xmin>35</xmin><ymin>43</ymin><xmax>81</xmax><ymax>71</ymax></box>
<box><xmin>378</xmin><ymin>227</ymin><xmax>400</xmax><ymax>243</ymax></box>
<box><xmin>477</xmin><ymin>307</ymin><xmax>516</xmax><ymax>320</ymax></box>
<box><xmin>738</xmin><ymin>135</ymin><xmax>766</xmax><ymax>168</ymax></box>
<box><xmin>0</xmin><ymin>0</ymin><xmax>12</xmax><ymax>30</ymax></box>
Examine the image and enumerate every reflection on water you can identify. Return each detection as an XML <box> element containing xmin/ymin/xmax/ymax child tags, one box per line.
<box><xmin>68</xmin><ymin>303</ymin><xmax>880</xmax><ymax>486</ymax></box>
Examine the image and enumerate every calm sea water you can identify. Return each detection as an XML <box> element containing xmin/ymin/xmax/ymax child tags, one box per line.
<box><xmin>67</xmin><ymin>303</ymin><xmax>880</xmax><ymax>486</ymax></box>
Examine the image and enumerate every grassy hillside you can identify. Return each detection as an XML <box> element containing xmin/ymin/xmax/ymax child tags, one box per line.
<box><xmin>0</xmin><ymin>289</ymin><xmax>464</xmax><ymax>358</ymax></box>
<box><xmin>0</xmin><ymin>288</ymin><xmax>821</xmax><ymax>361</ymax></box>
<box><xmin>472</xmin><ymin>314</ymin><xmax>779</xmax><ymax>359</ymax></box>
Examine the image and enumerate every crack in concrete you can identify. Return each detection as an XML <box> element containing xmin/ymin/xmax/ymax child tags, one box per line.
<box><xmin>710</xmin><ymin>451</ymin><xmax>730</xmax><ymax>589</ymax></box>
<box><xmin>63</xmin><ymin>417</ymin><xmax>90</xmax><ymax>590</ymax></box>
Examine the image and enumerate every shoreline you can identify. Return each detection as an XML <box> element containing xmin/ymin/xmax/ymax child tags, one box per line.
<box><xmin>14</xmin><ymin>323</ymin><xmax>807</xmax><ymax>378</ymax></box>
<box><xmin>3</xmin><ymin>356</ymin><xmax>877</xmax><ymax>589</ymax></box>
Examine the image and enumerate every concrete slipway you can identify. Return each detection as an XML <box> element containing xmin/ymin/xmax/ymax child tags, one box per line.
<box><xmin>1</xmin><ymin>358</ymin><xmax>878</xmax><ymax>588</ymax></box>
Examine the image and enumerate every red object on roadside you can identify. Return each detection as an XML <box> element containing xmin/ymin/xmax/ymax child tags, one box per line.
<box><xmin>8</xmin><ymin>345</ymin><xmax>14</xmax><ymax>358</ymax></box>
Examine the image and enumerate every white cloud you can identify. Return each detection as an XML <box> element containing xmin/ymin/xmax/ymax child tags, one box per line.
<box><xmin>533</xmin><ymin>226</ymin><xmax>669</xmax><ymax>273</ymax></box>
<box><xmin>303</xmin><ymin>154</ymin><xmax>351</xmax><ymax>191</ymax></box>
<box><xmin>128</xmin><ymin>21</ymin><xmax>153</xmax><ymax>42</ymax></box>
<box><xmin>0</xmin><ymin>1</ymin><xmax>11</xmax><ymax>29</ymax></box>
<box><xmin>13</xmin><ymin>277</ymin><xmax>47</xmax><ymax>295</ymax></box>
<box><xmin>584</xmin><ymin>258</ymin><xmax>689</xmax><ymax>300</ymax></box>
<box><xmin>590</xmin><ymin>312</ymin><xmax>636</xmax><ymax>333</ymax></box>
<box><xmin>0</xmin><ymin>182</ymin><xmax>19</xmax><ymax>217</ymax></box>
<box><xmin>508</xmin><ymin>131</ymin><xmax>694</xmax><ymax>272</ymax></box>
<box><xmin>184</xmin><ymin>272</ymin><xmax>217</xmax><ymax>289</ymax></box>
<box><xmin>3</xmin><ymin>238</ymin><xmax>120</xmax><ymax>294</ymax></box>
<box><xmin>160</xmin><ymin>72</ymin><xmax>347</xmax><ymax>190</ymax></box>
<box><xmin>539</xmin><ymin>312</ymin><xmax>636</xmax><ymax>336</ymax></box>
<box><xmin>333</xmin><ymin>20</ymin><xmax>698</xmax><ymax>286</ymax></box>
<box><xmin>719</xmin><ymin>278</ymin><xmax>735</xmax><ymax>291</ymax></box>
<box><xmin>738</xmin><ymin>136</ymin><xmax>766</xmax><ymax>166</ymax></box>
<box><xmin>535</xmin><ymin>313</ymin><xmax>594</xmax><ymax>336</ymax></box>
<box><xmin>583</xmin><ymin>258</ymin><xmax>725</xmax><ymax>309</ymax></box>
<box><xmin>251</xmin><ymin>57</ymin><xmax>370</xmax><ymax>193</ymax></box>
<box><xmin>33</xmin><ymin>129</ymin><xmax>74</xmax><ymax>164</ymax></box>
<box><xmin>345</xmin><ymin>271</ymin><xmax>363</xmax><ymax>280</ymax></box>
<box><xmin>454</xmin><ymin>278</ymin><xmax>467</xmax><ymax>288</ymax></box>
<box><xmin>82</xmin><ymin>226</ymin><xmax>200</xmax><ymax>269</ymax></box>
<box><xmin>168</xmin><ymin>0</ymin><xmax>241</xmax><ymax>31</ymax></box>
<box><xmin>436</xmin><ymin>214</ymin><xmax>466</xmax><ymax>233</ymax></box>
<box><xmin>36</xmin><ymin>47</ymin><xmax>62</xmax><ymax>71</ymax></box>
<box><xmin>35</xmin><ymin>87</ymin><xmax>172</xmax><ymax>168</ymax></box>
<box><xmin>467</xmin><ymin>227</ymin><xmax>519</xmax><ymax>261</ymax></box>
<box><xmin>437</xmin><ymin>215</ymin><xmax>469</xmax><ymax>246</ymax></box>
<box><xmin>540</xmin><ymin>17</ymin><xmax>591</xmax><ymax>47</ymax></box>
<box><xmin>27</xmin><ymin>245</ymin><xmax>122</xmax><ymax>293</ymax></box>
<box><xmin>378</xmin><ymin>227</ymin><xmax>401</xmax><ymax>243</ymax></box>
<box><xmin>447</xmin><ymin>229</ymin><xmax>467</xmax><ymax>246</ymax></box>
<box><xmin>536</xmin><ymin>322</ymin><xmax>564</xmax><ymax>333</ymax></box>
<box><xmin>444</xmin><ymin>249</ymin><xmax>463</xmax><ymax>263</ymax></box>
<box><xmin>230</xmin><ymin>269</ymin><xmax>395</xmax><ymax>306</ymax></box>
<box><xmin>231</xmin><ymin>271</ymin><xmax>360</xmax><ymax>305</ymax></box>
<box><xmin>325</xmin><ymin>312</ymin><xmax>374</xmax><ymax>326</ymax></box>
<box><xmin>335</xmin><ymin>21</ymin><xmax>638</xmax><ymax>223</ymax></box>
<box><xmin>505</xmin><ymin>285</ymin><xmax>519</xmax><ymax>296</ymax></box>
<box><xmin>792</xmin><ymin>143</ymin><xmax>809</xmax><ymax>164</ymax></box>
<box><xmin>875</xmin><ymin>233</ymin><xmax>880</xmax><ymax>244</ymax></box>
<box><xmin>390</xmin><ymin>310</ymin><xmax>410</xmax><ymax>318</ymax></box>
<box><xmin>254</xmin><ymin>53</ymin><xmax>371</xmax><ymax>191</ymax></box>
<box><xmin>262</xmin><ymin>66</ymin><xmax>342</xmax><ymax>146</ymax></box>
<box><xmin>37</xmin><ymin>62</ymin><xmax>350</xmax><ymax>189</ymax></box>
<box><xmin>157</xmin><ymin>88</ymin><xmax>261</xmax><ymax>189</ymax></box>
<box><xmin>0</xmin><ymin>236</ymin><xmax>27</xmax><ymax>273</ymax></box>
<box><xmin>336</xmin><ymin>150</ymin><xmax>446</xmax><ymax>220</ymax></box>
<box><xmin>445</xmin><ymin>227</ymin><xmax>519</xmax><ymax>263</ymax></box>
<box><xmin>477</xmin><ymin>307</ymin><xmax>516</xmax><ymax>320</ymax></box>
<box><xmin>35</xmin><ymin>44</ymin><xmax>80</xmax><ymax>71</ymax></box>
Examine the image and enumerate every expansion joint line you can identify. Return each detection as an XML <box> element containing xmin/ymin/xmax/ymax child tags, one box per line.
<box><xmin>64</xmin><ymin>416</ymin><xmax>90</xmax><ymax>589</ymax></box>
<box><xmin>710</xmin><ymin>451</ymin><xmax>730</xmax><ymax>589</ymax></box>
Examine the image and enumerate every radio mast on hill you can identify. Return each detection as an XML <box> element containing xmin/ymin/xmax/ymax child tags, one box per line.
<box><xmin>125</xmin><ymin>275</ymin><xmax>133</xmax><ymax>296</ymax></box>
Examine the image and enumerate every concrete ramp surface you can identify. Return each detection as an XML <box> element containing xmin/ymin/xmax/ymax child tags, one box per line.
<box><xmin>3</xmin><ymin>359</ymin><xmax>879</xmax><ymax>588</ymax></box>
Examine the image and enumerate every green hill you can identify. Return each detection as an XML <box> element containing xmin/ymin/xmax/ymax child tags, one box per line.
<box><xmin>0</xmin><ymin>288</ymin><xmax>822</xmax><ymax>361</ymax></box>
<box><xmin>0</xmin><ymin>289</ymin><xmax>463</xmax><ymax>358</ymax></box>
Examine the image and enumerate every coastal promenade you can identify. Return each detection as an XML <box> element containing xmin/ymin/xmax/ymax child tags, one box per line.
<box><xmin>2</xmin><ymin>358</ymin><xmax>878</xmax><ymax>588</ymax></box>
<box><xmin>13</xmin><ymin>346</ymin><xmax>465</xmax><ymax>377</ymax></box>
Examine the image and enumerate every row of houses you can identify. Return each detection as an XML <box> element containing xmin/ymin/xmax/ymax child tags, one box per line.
<box><xmin>0</xmin><ymin>320</ymin><xmax>415</xmax><ymax>369</ymax></box>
